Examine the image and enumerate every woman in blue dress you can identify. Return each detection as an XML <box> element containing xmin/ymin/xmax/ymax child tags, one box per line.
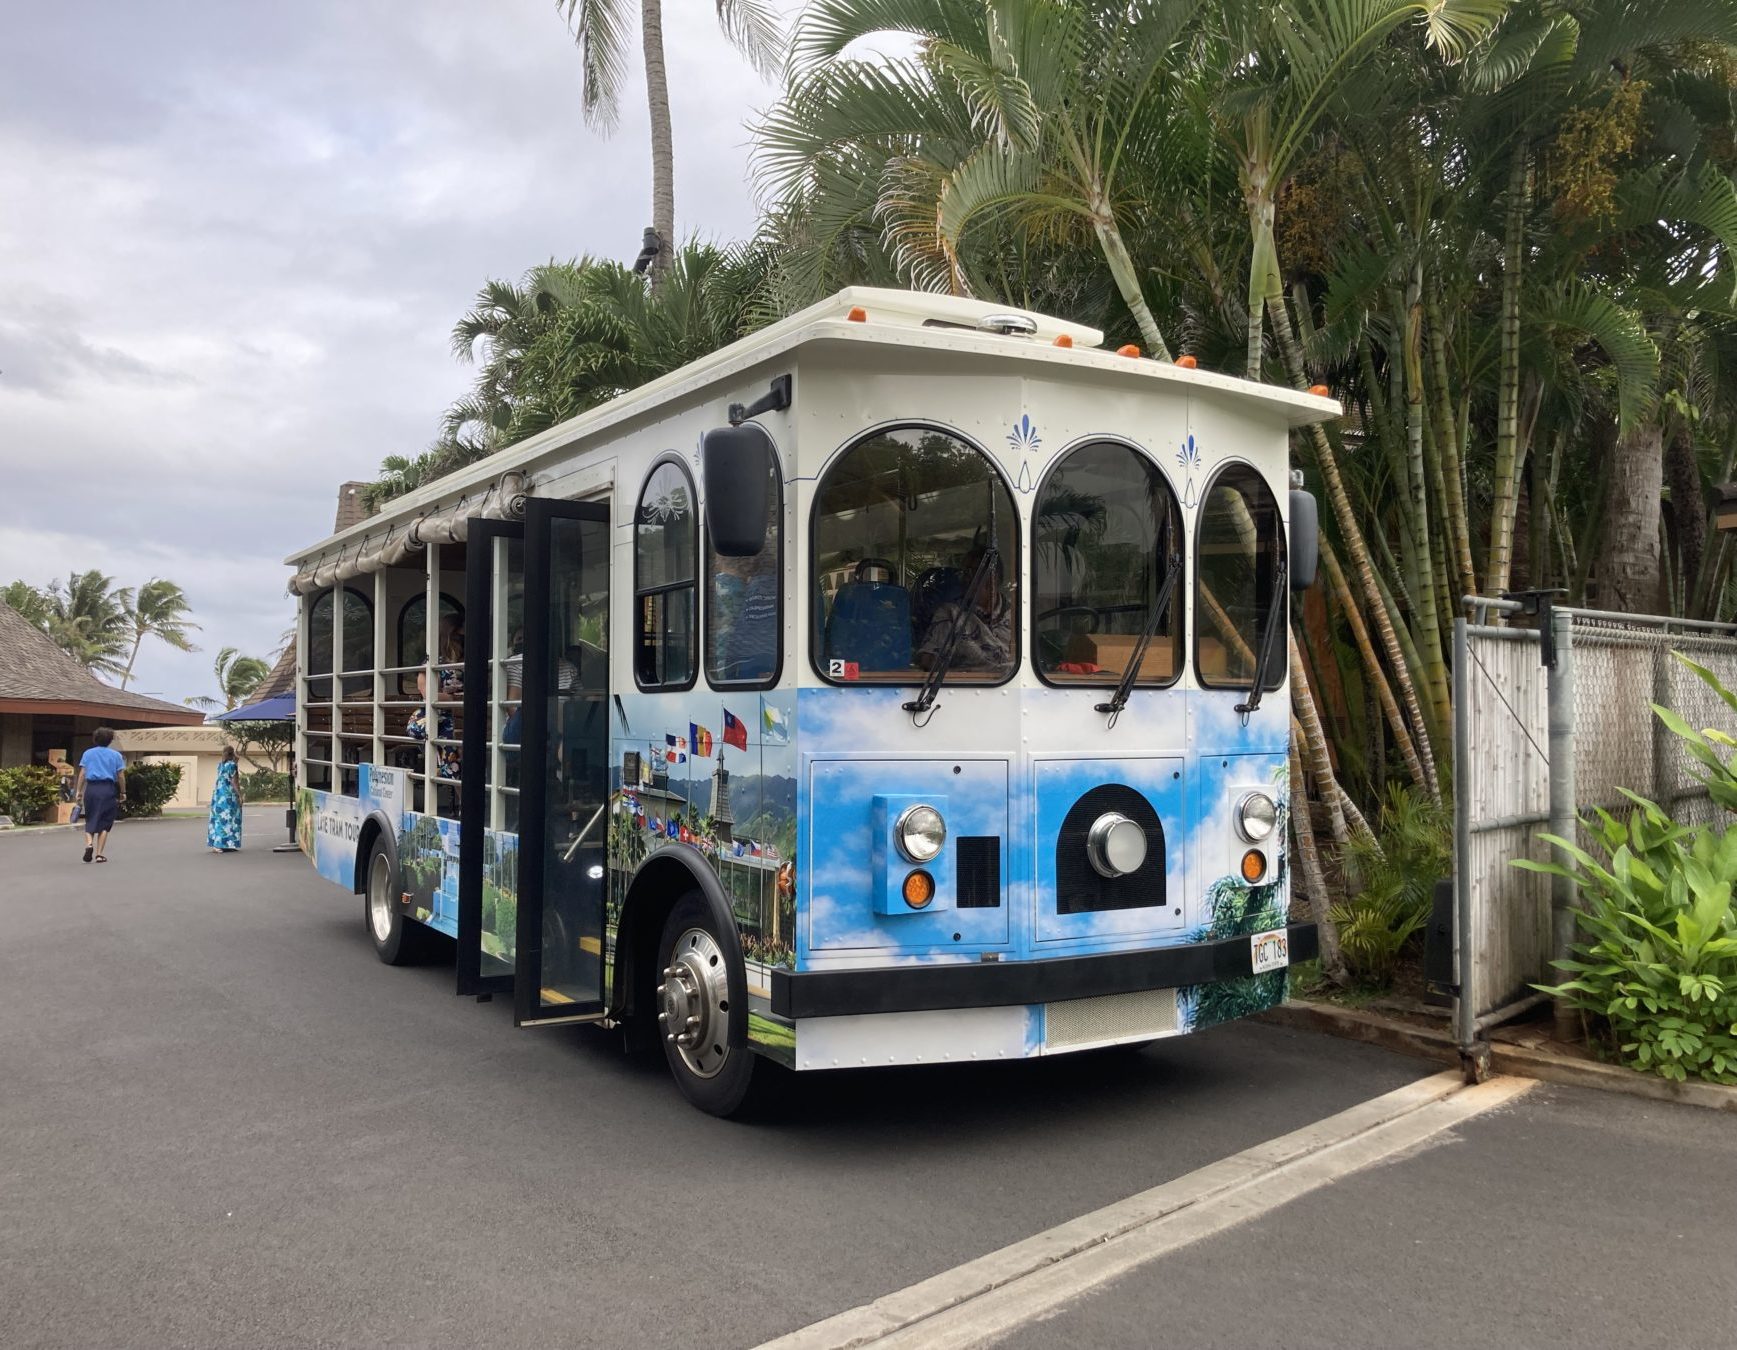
<box><xmin>207</xmin><ymin>747</ymin><xmax>243</xmax><ymax>853</ymax></box>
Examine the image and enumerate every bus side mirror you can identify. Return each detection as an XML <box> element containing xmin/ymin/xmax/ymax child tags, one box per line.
<box><xmin>702</xmin><ymin>423</ymin><xmax>773</xmax><ymax>556</ymax></box>
<box><xmin>1289</xmin><ymin>489</ymin><xmax>1320</xmax><ymax>590</ymax></box>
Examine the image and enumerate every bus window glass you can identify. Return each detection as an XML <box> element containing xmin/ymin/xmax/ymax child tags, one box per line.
<box><xmin>634</xmin><ymin>459</ymin><xmax>697</xmax><ymax>689</ymax></box>
<box><xmin>1033</xmin><ymin>442</ymin><xmax>1181</xmax><ymax>686</ymax></box>
<box><xmin>399</xmin><ymin>593</ymin><xmax>464</xmax><ymax>668</ymax></box>
<box><xmin>1195</xmin><ymin>465</ymin><xmax>1284</xmax><ymax>690</ymax></box>
<box><xmin>812</xmin><ymin>426</ymin><xmax>1017</xmax><ymax>684</ymax></box>
<box><xmin>308</xmin><ymin>586</ymin><xmax>372</xmax><ymax>684</ymax></box>
<box><xmin>706</xmin><ymin>449</ymin><xmax>781</xmax><ymax>687</ymax></box>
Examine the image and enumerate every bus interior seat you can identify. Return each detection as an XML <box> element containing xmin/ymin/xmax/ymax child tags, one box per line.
<box><xmin>910</xmin><ymin>566</ymin><xmax>964</xmax><ymax>643</ymax></box>
<box><xmin>825</xmin><ymin>557</ymin><xmax>912</xmax><ymax>671</ymax></box>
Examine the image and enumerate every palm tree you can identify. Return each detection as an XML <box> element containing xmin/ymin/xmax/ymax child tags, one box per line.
<box><xmin>554</xmin><ymin>0</ymin><xmax>784</xmax><ymax>284</ymax></box>
<box><xmin>2</xmin><ymin>580</ymin><xmax>52</xmax><ymax>630</ymax></box>
<box><xmin>37</xmin><ymin>571</ymin><xmax>134</xmax><ymax>678</ymax></box>
<box><xmin>212</xmin><ymin>647</ymin><xmax>271</xmax><ymax>712</ymax></box>
<box><xmin>118</xmin><ymin>578</ymin><xmax>200</xmax><ymax>690</ymax></box>
<box><xmin>758</xmin><ymin>0</ymin><xmax>1205</xmax><ymax>357</ymax></box>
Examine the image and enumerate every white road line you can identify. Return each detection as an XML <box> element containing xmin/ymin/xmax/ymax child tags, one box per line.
<box><xmin>758</xmin><ymin>1071</ymin><xmax>1534</xmax><ymax>1350</ymax></box>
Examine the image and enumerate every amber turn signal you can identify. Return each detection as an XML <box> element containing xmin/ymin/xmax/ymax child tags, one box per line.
<box><xmin>902</xmin><ymin>870</ymin><xmax>936</xmax><ymax>909</ymax></box>
<box><xmin>1308</xmin><ymin>383</ymin><xmax>1330</xmax><ymax>397</ymax></box>
<box><xmin>847</xmin><ymin>306</ymin><xmax>868</xmax><ymax>322</ymax></box>
<box><xmin>1176</xmin><ymin>354</ymin><xmax>1198</xmax><ymax>369</ymax></box>
<box><xmin>1053</xmin><ymin>334</ymin><xmax>1073</xmax><ymax>348</ymax></box>
<box><xmin>1241</xmin><ymin>850</ymin><xmax>1267</xmax><ymax>884</ymax></box>
<box><xmin>1116</xmin><ymin>343</ymin><xmax>1141</xmax><ymax>358</ymax></box>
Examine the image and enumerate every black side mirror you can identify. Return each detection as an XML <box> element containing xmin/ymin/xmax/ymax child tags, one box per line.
<box><xmin>1289</xmin><ymin>488</ymin><xmax>1320</xmax><ymax>591</ymax></box>
<box><xmin>703</xmin><ymin>423</ymin><xmax>774</xmax><ymax>557</ymax></box>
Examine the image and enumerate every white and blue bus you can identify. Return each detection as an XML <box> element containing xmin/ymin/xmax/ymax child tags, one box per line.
<box><xmin>287</xmin><ymin>288</ymin><xmax>1334</xmax><ymax>1115</ymax></box>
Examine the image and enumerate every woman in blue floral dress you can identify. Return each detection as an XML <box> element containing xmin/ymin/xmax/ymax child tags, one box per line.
<box><xmin>207</xmin><ymin>747</ymin><xmax>243</xmax><ymax>853</ymax></box>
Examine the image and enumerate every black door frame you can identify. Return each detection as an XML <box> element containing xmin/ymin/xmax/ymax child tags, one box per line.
<box><xmin>457</xmin><ymin>517</ymin><xmax>522</xmax><ymax>998</ymax></box>
<box><xmin>515</xmin><ymin>497</ymin><xmax>612</xmax><ymax>1027</ymax></box>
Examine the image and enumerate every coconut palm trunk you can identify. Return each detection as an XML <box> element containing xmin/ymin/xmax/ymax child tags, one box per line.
<box><xmin>641</xmin><ymin>0</ymin><xmax>675</xmax><ymax>286</ymax></box>
<box><xmin>1486</xmin><ymin>149</ymin><xmax>1531</xmax><ymax>598</ymax></box>
<box><xmin>1602</xmin><ymin>420</ymin><xmax>1665</xmax><ymax>613</ymax></box>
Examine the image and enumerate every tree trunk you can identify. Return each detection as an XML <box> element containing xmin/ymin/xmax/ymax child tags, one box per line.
<box><xmin>1092</xmin><ymin>203</ymin><xmax>1172</xmax><ymax>361</ymax></box>
<box><xmin>1400</xmin><ymin>264</ymin><xmax>1451</xmax><ymax>739</ymax></box>
<box><xmin>1486</xmin><ymin>149</ymin><xmax>1532</xmax><ymax>597</ymax></box>
<box><xmin>1291</xmin><ymin>631</ymin><xmax>1348</xmax><ymax>849</ymax></box>
<box><xmin>1269</xmin><ymin>293</ymin><xmax>1441</xmax><ymax>796</ymax></box>
<box><xmin>1289</xmin><ymin>728</ymin><xmax>1348</xmax><ymax>985</ymax></box>
<box><xmin>1426</xmin><ymin>292</ymin><xmax>1476</xmax><ymax>598</ymax></box>
<box><xmin>642</xmin><ymin>0</ymin><xmax>675</xmax><ymax>288</ymax></box>
<box><xmin>1601</xmin><ymin>421</ymin><xmax>1665</xmax><ymax>613</ymax></box>
<box><xmin>1322</xmin><ymin>536</ymin><xmax>1427</xmax><ymax>794</ymax></box>
<box><xmin>1664</xmin><ymin>419</ymin><xmax>1706</xmax><ymax>611</ymax></box>
<box><xmin>120</xmin><ymin>630</ymin><xmax>144</xmax><ymax>690</ymax></box>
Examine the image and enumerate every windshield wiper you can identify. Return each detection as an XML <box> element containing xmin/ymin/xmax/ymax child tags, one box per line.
<box><xmin>1096</xmin><ymin>534</ymin><xmax>1181</xmax><ymax>729</ymax></box>
<box><xmin>904</xmin><ymin>542</ymin><xmax>999</xmax><ymax>726</ymax></box>
<box><xmin>1235</xmin><ymin>554</ymin><xmax>1290</xmax><ymax>717</ymax></box>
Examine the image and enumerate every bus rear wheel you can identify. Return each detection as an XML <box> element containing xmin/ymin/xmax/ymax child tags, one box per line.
<box><xmin>364</xmin><ymin>835</ymin><xmax>423</xmax><ymax>966</ymax></box>
<box><xmin>655</xmin><ymin>892</ymin><xmax>755</xmax><ymax>1116</ymax></box>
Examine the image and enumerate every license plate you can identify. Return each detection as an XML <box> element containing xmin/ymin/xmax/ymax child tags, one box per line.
<box><xmin>1250</xmin><ymin>927</ymin><xmax>1289</xmax><ymax>974</ymax></box>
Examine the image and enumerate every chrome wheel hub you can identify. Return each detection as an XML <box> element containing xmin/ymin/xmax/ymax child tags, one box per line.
<box><xmin>657</xmin><ymin>927</ymin><xmax>730</xmax><ymax>1079</ymax></box>
<box><xmin>368</xmin><ymin>852</ymin><xmax>394</xmax><ymax>942</ymax></box>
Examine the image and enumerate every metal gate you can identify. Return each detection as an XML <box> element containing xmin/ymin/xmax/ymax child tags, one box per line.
<box><xmin>1452</xmin><ymin>598</ymin><xmax>1737</xmax><ymax>1068</ymax></box>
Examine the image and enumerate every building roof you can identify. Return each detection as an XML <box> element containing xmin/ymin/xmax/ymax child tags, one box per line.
<box><xmin>252</xmin><ymin>643</ymin><xmax>296</xmax><ymax>700</ymax></box>
<box><xmin>0</xmin><ymin>603</ymin><xmax>206</xmax><ymax>725</ymax></box>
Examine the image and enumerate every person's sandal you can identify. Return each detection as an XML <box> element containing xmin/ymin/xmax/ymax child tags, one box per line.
<box><xmin>94</xmin><ymin>855</ymin><xmax>107</xmax><ymax>863</ymax></box>
<box><xmin>82</xmin><ymin>846</ymin><xmax>93</xmax><ymax>863</ymax></box>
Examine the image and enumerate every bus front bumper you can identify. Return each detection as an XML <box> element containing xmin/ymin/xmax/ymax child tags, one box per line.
<box><xmin>770</xmin><ymin>923</ymin><xmax>1317</xmax><ymax>1020</ymax></box>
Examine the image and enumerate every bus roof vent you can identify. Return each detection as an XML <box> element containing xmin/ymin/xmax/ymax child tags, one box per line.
<box><xmin>976</xmin><ymin>312</ymin><xmax>1038</xmax><ymax>338</ymax></box>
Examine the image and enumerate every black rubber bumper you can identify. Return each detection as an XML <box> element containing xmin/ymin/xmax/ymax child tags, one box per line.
<box><xmin>770</xmin><ymin>923</ymin><xmax>1317</xmax><ymax>1020</ymax></box>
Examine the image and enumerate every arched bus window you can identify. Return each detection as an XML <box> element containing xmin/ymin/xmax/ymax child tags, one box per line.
<box><xmin>811</xmin><ymin>425</ymin><xmax>1018</xmax><ymax>685</ymax></box>
<box><xmin>1195</xmin><ymin>464</ymin><xmax>1285</xmax><ymax>691</ymax></box>
<box><xmin>634</xmin><ymin>456</ymin><xmax>698</xmax><ymax>690</ymax></box>
<box><xmin>308</xmin><ymin>586</ymin><xmax>374</xmax><ymax>678</ymax></box>
<box><xmin>706</xmin><ymin>447</ymin><xmax>782</xmax><ymax>688</ymax></box>
<box><xmin>1033</xmin><ymin>441</ymin><xmax>1182</xmax><ymax>687</ymax></box>
<box><xmin>398</xmin><ymin>593</ymin><xmax>464</xmax><ymax>668</ymax></box>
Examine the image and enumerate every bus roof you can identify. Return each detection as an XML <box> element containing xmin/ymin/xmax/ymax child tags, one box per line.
<box><xmin>287</xmin><ymin>287</ymin><xmax>1339</xmax><ymax>567</ymax></box>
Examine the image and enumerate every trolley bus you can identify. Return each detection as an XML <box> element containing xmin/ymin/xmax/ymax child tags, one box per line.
<box><xmin>286</xmin><ymin>288</ymin><xmax>1334</xmax><ymax>1115</ymax></box>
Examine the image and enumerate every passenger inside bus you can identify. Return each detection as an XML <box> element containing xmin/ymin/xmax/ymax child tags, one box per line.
<box><xmin>915</xmin><ymin>546</ymin><xmax>1012</xmax><ymax>672</ymax></box>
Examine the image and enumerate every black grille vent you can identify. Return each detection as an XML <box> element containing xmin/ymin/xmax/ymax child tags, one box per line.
<box><xmin>1056</xmin><ymin>784</ymin><xmax>1166</xmax><ymax>914</ymax></box>
<box><xmin>956</xmin><ymin>836</ymin><xmax>1001</xmax><ymax>908</ymax></box>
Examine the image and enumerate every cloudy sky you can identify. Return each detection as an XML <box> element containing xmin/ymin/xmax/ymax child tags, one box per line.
<box><xmin>0</xmin><ymin>0</ymin><xmax>796</xmax><ymax>705</ymax></box>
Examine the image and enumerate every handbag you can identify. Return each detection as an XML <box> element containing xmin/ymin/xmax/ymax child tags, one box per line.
<box><xmin>70</xmin><ymin>803</ymin><xmax>82</xmax><ymax>824</ymax></box>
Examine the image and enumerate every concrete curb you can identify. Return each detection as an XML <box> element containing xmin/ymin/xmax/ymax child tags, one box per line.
<box><xmin>1262</xmin><ymin>998</ymin><xmax>1737</xmax><ymax>1115</ymax></box>
<box><xmin>0</xmin><ymin>813</ymin><xmax>207</xmax><ymax>838</ymax></box>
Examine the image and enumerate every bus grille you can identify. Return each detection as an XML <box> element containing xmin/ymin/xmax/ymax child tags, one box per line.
<box><xmin>956</xmin><ymin>835</ymin><xmax>1001</xmax><ymax>907</ymax></box>
<box><xmin>1044</xmin><ymin>988</ymin><xmax>1179</xmax><ymax>1049</ymax></box>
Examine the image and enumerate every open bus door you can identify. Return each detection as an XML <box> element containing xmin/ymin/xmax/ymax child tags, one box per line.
<box><xmin>515</xmin><ymin>498</ymin><xmax>612</xmax><ymax>1026</ymax></box>
<box><xmin>458</xmin><ymin>518</ymin><xmax>523</xmax><ymax>998</ymax></box>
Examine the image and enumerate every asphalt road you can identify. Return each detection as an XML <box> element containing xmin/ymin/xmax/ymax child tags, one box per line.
<box><xmin>0</xmin><ymin>810</ymin><xmax>1442</xmax><ymax>1348</ymax></box>
<box><xmin>999</xmin><ymin>1081</ymin><xmax>1737</xmax><ymax>1350</ymax></box>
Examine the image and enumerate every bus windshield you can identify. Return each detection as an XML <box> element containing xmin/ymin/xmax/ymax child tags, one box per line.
<box><xmin>812</xmin><ymin>426</ymin><xmax>1018</xmax><ymax>685</ymax></box>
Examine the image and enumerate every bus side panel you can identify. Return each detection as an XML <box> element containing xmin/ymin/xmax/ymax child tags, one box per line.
<box><xmin>605</xmin><ymin>688</ymin><xmax>800</xmax><ymax>1063</ymax></box>
<box><xmin>295</xmin><ymin>762</ymin><xmax>408</xmax><ymax>895</ymax></box>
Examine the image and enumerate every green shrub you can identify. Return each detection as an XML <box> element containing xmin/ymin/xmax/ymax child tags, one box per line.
<box><xmin>1523</xmin><ymin>794</ymin><xmax>1737</xmax><ymax>1083</ymax></box>
<box><xmin>1329</xmin><ymin>784</ymin><xmax>1451</xmax><ymax>985</ymax></box>
<box><xmin>240</xmin><ymin>769</ymin><xmax>291</xmax><ymax>800</ymax></box>
<box><xmin>121</xmin><ymin>760</ymin><xmax>183</xmax><ymax>818</ymax></box>
<box><xmin>0</xmin><ymin>765</ymin><xmax>60</xmax><ymax>821</ymax></box>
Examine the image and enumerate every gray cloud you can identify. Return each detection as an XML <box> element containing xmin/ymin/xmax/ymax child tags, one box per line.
<box><xmin>0</xmin><ymin>0</ymin><xmax>793</xmax><ymax>704</ymax></box>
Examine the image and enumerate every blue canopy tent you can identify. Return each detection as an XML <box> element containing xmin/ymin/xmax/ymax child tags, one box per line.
<box><xmin>213</xmin><ymin>694</ymin><xmax>294</xmax><ymax>722</ymax></box>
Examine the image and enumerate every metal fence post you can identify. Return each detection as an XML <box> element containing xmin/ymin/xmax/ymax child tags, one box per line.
<box><xmin>1547</xmin><ymin>607</ymin><xmax>1578</xmax><ymax>1041</ymax></box>
<box><xmin>1452</xmin><ymin>615</ymin><xmax>1481</xmax><ymax>1076</ymax></box>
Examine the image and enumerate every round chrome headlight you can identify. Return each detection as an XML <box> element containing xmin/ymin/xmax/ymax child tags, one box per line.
<box><xmin>1237</xmin><ymin>791</ymin><xmax>1277</xmax><ymax>843</ymax></box>
<box><xmin>896</xmin><ymin>804</ymin><xmax>946</xmax><ymax>863</ymax></box>
<box><xmin>1087</xmin><ymin>812</ymin><xmax>1148</xmax><ymax>878</ymax></box>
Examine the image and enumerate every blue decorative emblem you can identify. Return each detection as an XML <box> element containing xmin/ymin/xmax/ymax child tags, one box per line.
<box><xmin>1009</xmin><ymin>414</ymin><xmax>1041</xmax><ymax>491</ymax></box>
<box><xmin>1177</xmin><ymin>433</ymin><xmax>1201</xmax><ymax>509</ymax></box>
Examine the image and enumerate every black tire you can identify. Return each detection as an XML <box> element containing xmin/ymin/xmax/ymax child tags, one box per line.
<box><xmin>363</xmin><ymin>833</ymin><xmax>426</xmax><ymax>966</ymax></box>
<box><xmin>655</xmin><ymin>890</ymin><xmax>757</xmax><ymax>1117</ymax></box>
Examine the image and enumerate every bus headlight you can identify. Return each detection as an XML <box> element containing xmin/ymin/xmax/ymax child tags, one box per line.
<box><xmin>896</xmin><ymin>804</ymin><xmax>946</xmax><ymax>862</ymax></box>
<box><xmin>1236</xmin><ymin>791</ymin><xmax>1277</xmax><ymax>843</ymax></box>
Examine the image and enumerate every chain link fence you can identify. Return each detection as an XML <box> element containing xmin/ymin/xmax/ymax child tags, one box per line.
<box><xmin>1452</xmin><ymin>600</ymin><xmax>1737</xmax><ymax>1069</ymax></box>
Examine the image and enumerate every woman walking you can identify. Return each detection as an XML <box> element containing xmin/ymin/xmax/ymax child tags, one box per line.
<box><xmin>72</xmin><ymin>727</ymin><xmax>126</xmax><ymax>864</ymax></box>
<box><xmin>208</xmin><ymin>746</ymin><xmax>243</xmax><ymax>853</ymax></box>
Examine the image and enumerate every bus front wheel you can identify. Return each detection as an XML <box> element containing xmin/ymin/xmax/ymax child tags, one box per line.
<box><xmin>655</xmin><ymin>892</ymin><xmax>755</xmax><ymax>1116</ymax></box>
<box><xmin>364</xmin><ymin>835</ymin><xmax>422</xmax><ymax>966</ymax></box>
